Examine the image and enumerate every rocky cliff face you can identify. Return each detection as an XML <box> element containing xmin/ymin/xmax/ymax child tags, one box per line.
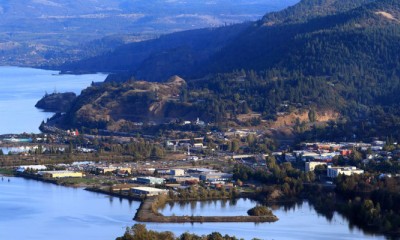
<box><xmin>61</xmin><ymin>76</ymin><xmax>196</xmax><ymax>131</ymax></box>
<box><xmin>35</xmin><ymin>92</ymin><xmax>77</xmax><ymax>112</ymax></box>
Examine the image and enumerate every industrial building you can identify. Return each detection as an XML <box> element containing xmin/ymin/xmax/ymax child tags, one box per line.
<box><xmin>135</xmin><ymin>176</ymin><xmax>165</xmax><ymax>185</ymax></box>
<box><xmin>131</xmin><ymin>187</ymin><xmax>168</xmax><ymax>196</ymax></box>
<box><xmin>39</xmin><ymin>171</ymin><xmax>83</xmax><ymax>178</ymax></box>
<box><xmin>327</xmin><ymin>166</ymin><xmax>364</xmax><ymax>178</ymax></box>
<box><xmin>96</xmin><ymin>166</ymin><xmax>132</xmax><ymax>174</ymax></box>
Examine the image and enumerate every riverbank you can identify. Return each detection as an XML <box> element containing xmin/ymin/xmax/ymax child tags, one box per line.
<box><xmin>134</xmin><ymin>196</ymin><xmax>278</xmax><ymax>223</ymax></box>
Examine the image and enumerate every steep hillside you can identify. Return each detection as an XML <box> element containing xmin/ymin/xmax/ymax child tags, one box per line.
<box><xmin>60</xmin><ymin>76</ymin><xmax>205</xmax><ymax>131</ymax></box>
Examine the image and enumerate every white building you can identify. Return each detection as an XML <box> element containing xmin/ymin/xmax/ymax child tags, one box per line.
<box><xmin>327</xmin><ymin>166</ymin><xmax>364</xmax><ymax>178</ymax></box>
<box><xmin>131</xmin><ymin>187</ymin><xmax>168</xmax><ymax>196</ymax></box>
<box><xmin>16</xmin><ymin>165</ymin><xmax>47</xmax><ymax>172</ymax></box>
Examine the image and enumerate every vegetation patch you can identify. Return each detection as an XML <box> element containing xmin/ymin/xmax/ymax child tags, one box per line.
<box><xmin>247</xmin><ymin>205</ymin><xmax>273</xmax><ymax>216</ymax></box>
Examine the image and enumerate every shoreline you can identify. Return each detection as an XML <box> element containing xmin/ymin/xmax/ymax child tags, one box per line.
<box><xmin>11</xmin><ymin>174</ymin><xmax>278</xmax><ymax>223</ymax></box>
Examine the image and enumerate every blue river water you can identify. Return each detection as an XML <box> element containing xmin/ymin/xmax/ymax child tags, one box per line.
<box><xmin>0</xmin><ymin>176</ymin><xmax>386</xmax><ymax>240</ymax></box>
<box><xmin>0</xmin><ymin>66</ymin><xmax>106</xmax><ymax>134</ymax></box>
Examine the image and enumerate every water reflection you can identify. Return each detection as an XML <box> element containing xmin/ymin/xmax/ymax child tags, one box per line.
<box><xmin>157</xmin><ymin>198</ymin><xmax>385</xmax><ymax>240</ymax></box>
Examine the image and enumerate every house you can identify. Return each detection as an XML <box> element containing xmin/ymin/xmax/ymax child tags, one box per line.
<box><xmin>327</xmin><ymin>166</ymin><xmax>364</xmax><ymax>178</ymax></box>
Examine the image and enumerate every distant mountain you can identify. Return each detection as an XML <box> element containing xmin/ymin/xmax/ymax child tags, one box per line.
<box><xmin>0</xmin><ymin>0</ymin><xmax>298</xmax><ymax>66</ymax></box>
<box><xmin>60</xmin><ymin>22</ymin><xmax>252</xmax><ymax>81</ymax></box>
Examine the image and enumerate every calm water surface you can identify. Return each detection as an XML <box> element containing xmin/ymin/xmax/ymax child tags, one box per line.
<box><xmin>0</xmin><ymin>177</ymin><xmax>386</xmax><ymax>240</ymax></box>
<box><xmin>155</xmin><ymin>199</ymin><xmax>386</xmax><ymax>240</ymax></box>
<box><xmin>0</xmin><ymin>177</ymin><xmax>137</xmax><ymax>240</ymax></box>
<box><xmin>0</xmin><ymin>66</ymin><xmax>106</xmax><ymax>134</ymax></box>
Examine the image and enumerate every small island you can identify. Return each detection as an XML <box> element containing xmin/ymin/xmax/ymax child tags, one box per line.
<box><xmin>247</xmin><ymin>205</ymin><xmax>273</xmax><ymax>216</ymax></box>
<box><xmin>35</xmin><ymin>92</ymin><xmax>76</xmax><ymax>112</ymax></box>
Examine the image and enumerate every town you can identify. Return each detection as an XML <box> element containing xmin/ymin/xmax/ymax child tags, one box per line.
<box><xmin>0</xmin><ymin>126</ymin><xmax>397</xmax><ymax>196</ymax></box>
<box><xmin>1</xmin><ymin>123</ymin><xmax>400</xmax><ymax>234</ymax></box>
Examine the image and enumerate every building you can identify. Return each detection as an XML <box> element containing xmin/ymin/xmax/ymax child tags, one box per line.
<box><xmin>193</xmin><ymin>143</ymin><xmax>204</xmax><ymax>148</ymax></box>
<box><xmin>170</xmin><ymin>176</ymin><xmax>199</xmax><ymax>184</ymax></box>
<box><xmin>96</xmin><ymin>166</ymin><xmax>132</xmax><ymax>175</ymax></box>
<box><xmin>170</xmin><ymin>169</ymin><xmax>185</xmax><ymax>176</ymax></box>
<box><xmin>200</xmin><ymin>172</ymin><xmax>233</xmax><ymax>182</ymax></box>
<box><xmin>96</xmin><ymin>167</ymin><xmax>116</xmax><ymax>174</ymax></box>
<box><xmin>135</xmin><ymin>176</ymin><xmax>165</xmax><ymax>185</ymax></box>
<box><xmin>187</xmin><ymin>156</ymin><xmax>200</xmax><ymax>161</ymax></box>
<box><xmin>187</xmin><ymin>168</ymin><xmax>217</xmax><ymax>174</ymax></box>
<box><xmin>305</xmin><ymin>162</ymin><xmax>327</xmax><ymax>172</ymax></box>
<box><xmin>131</xmin><ymin>187</ymin><xmax>168</xmax><ymax>196</ymax></box>
<box><xmin>116</xmin><ymin>167</ymin><xmax>132</xmax><ymax>174</ymax></box>
<box><xmin>327</xmin><ymin>166</ymin><xmax>364</xmax><ymax>178</ymax></box>
<box><xmin>39</xmin><ymin>171</ymin><xmax>83</xmax><ymax>178</ymax></box>
<box><xmin>16</xmin><ymin>165</ymin><xmax>47</xmax><ymax>172</ymax></box>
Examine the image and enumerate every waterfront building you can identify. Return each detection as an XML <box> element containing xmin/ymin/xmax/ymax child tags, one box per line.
<box><xmin>131</xmin><ymin>187</ymin><xmax>168</xmax><ymax>196</ymax></box>
<box><xmin>39</xmin><ymin>171</ymin><xmax>83</xmax><ymax>178</ymax></box>
<box><xmin>16</xmin><ymin>165</ymin><xmax>47</xmax><ymax>172</ymax></box>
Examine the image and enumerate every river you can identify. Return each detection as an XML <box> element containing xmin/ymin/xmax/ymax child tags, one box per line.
<box><xmin>0</xmin><ymin>66</ymin><xmax>106</xmax><ymax>134</ymax></box>
<box><xmin>0</xmin><ymin>177</ymin><xmax>386</xmax><ymax>240</ymax></box>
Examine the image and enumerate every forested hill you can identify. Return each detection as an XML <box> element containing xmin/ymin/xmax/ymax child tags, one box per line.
<box><xmin>261</xmin><ymin>0</ymin><xmax>375</xmax><ymax>25</ymax></box>
<box><xmin>206</xmin><ymin>0</ymin><xmax>400</xmax><ymax>76</ymax></box>
<box><xmin>59</xmin><ymin>22</ymin><xmax>252</xmax><ymax>81</ymax></box>
<box><xmin>58</xmin><ymin>0</ymin><xmax>400</xmax><ymax>83</ymax></box>
<box><xmin>55</xmin><ymin>0</ymin><xmax>400</xmax><ymax>139</ymax></box>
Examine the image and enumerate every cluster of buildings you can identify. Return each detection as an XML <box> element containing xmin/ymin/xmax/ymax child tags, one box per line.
<box><xmin>14</xmin><ymin>161</ymin><xmax>234</xmax><ymax>196</ymax></box>
<box><xmin>295</xmin><ymin>141</ymin><xmax>395</xmax><ymax>178</ymax></box>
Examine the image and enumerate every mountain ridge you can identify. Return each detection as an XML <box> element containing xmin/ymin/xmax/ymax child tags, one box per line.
<box><xmin>50</xmin><ymin>0</ymin><xmax>400</xmax><ymax>138</ymax></box>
